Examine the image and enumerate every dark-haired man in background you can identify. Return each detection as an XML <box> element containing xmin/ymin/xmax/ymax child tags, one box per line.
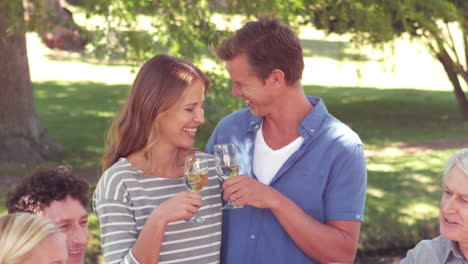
<box><xmin>6</xmin><ymin>166</ymin><xmax>90</xmax><ymax>264</ymax></box>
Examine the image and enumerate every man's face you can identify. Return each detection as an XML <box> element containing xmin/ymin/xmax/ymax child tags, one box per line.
<box><xmin>226</xmin><ymin>53</ymin><xmax>275</xmax><ymax>117</ymax></box>
<box><xmin>40</xmin><ymin>195</ymin><xmax>89</xmax><ymax>264</ymax></box>
<box><xmin>439</xmin><ymin>166</ymin><xmax>468</xmax><ymax>243</ymax></box>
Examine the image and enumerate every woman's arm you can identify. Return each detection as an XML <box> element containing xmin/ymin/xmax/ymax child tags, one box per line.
<box><xmin>131</xmin><ymin>192</ymin><xmax>203</xmax><ymax>264</ymax></box>
<box><xmin>95</xmin><ymin>191</ymin><xmax>202</xmax><ymax>264</ymax></box>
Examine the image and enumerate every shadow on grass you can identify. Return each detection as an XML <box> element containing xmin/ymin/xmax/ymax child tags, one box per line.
<box><xmin>34</xmin><ymin>81</ymin><xmax>130</xmax><ymax>169</ymax></box>
<box><xmin>361</xmin><ymin>152</ymin><xmax>446</xmax><ymax>250</ymax></box>
<box><xmin>304</xmin><ymin>84</ymin><xmax>468</xmax><ymax>145</ymax></box>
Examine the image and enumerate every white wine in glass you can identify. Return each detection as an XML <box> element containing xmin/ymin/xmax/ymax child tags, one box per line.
<box><xmin>184</xmin><ymin>154</ymin><xmax>209</xmax><ymax>223</ymax></box>
<box><xmin>214</xmin><ymin>143</ymin><xmax>243</xmax><ymax>209</ymax></box>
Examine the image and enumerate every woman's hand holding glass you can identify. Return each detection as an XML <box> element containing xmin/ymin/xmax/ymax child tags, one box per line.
<box><xmin>155</xmin><ymin>192</ymin><xmax>202</xmax><ymax>224</ymax></box>
<box><xmin>214</xmin><ymin>143</ymin><xmax>243</xmax><ymax>209</ymax></box>
<box><xmin>183</xmin><ymin>154</ymin><xmax>209</xmax><ymax>222</ymax></box>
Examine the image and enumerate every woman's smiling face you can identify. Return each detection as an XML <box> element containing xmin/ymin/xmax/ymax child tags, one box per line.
<box><xmin>156</xmin><ymin>79</ymin><xmax>206</xmax><ymax>149</ymax></box>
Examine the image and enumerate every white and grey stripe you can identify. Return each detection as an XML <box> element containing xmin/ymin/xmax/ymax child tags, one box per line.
<box><xmin>93</xmin><ymin>153</ymin><xmax>222</xmax><ymax>264</ymax></box>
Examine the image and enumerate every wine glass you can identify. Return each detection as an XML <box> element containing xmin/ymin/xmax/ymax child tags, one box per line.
<box><xmin>213</xmin><ymin>143</ymin><xmax>243</xmax><ymax>209</ymax></box>
<box><xmin>183</xmin><ymin>154</ymin><xmax>209</xmax><ymax>223</ymax></box>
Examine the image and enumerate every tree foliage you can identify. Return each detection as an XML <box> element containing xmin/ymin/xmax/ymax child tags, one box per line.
<box><xmin>79</xmin><ymin>0</ymin><xmax>468</xmax><ymax>119</ymax></box>
<box><xmin>304</xmin><ymin>0</ymin><xmax>468</xmax><ymax>119</ymax></box>
<box><xmin>79</xmin><ymin>0</ymin><xmax>220</xmax><ymax>61</ymax></box>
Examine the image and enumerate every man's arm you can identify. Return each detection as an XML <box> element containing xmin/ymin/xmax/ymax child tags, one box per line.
<box><xmin>223</xmin><ymin>176</ymin><xmax>360</xmax><ymax>263</ymax></box>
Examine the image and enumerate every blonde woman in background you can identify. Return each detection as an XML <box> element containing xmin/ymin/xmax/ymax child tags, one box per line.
<box><xmin>0</xmin><ymin>213</ymin><xmax>68</xmax><ymax>264</ymax></box>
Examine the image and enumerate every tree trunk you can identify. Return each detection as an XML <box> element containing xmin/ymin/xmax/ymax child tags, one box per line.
<box><xmin>436</xmin><ymin>48</ymin><xmax>468</xmax><ymax>120</ymax></box>
<box><xmin>0</xmin><ymin>1</ymin><xmax>62</xmax><ymax>164</ymax></box>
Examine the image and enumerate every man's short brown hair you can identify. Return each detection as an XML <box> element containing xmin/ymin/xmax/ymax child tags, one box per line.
<box><xmin>6</xmin><ymin>166</ymin><xmax>89</xmax><ymax>214</ymax></box>
<box><xmin>216</xmin><ymin>14</ymin><xmax>304</xmax><ymax>85</ymax></box>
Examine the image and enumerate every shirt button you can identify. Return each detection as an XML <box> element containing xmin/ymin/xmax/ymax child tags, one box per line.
<box><xmin>255</xmin><ymin>125</ymin><xmax>259</xmax><ymax>129</ymax></box>
<box><xmin>356</xmin><ymin>215</ymin><xmax>361</xmax><ymax>220</ymax></box>
<box><xmin>310</xmin><ymin>128</ymin><xmax>314</xmax><ymax>132</ymax></box>
<box><xmin>250</xmin><ymin>235</ymin><xmax>256</xmax><ymax>239</ymax></box>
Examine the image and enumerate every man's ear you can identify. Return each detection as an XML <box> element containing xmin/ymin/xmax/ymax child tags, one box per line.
<box><xmin>266</xmin><ymin>69</ymin><xmax>285</xmax><ymax>87</ymax></box>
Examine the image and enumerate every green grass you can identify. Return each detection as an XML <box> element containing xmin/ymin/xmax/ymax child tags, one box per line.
<box><xmin>0</xmin><ymin>195</ymin><xmax>6</xmax><ymax>215</ymax></box>
<box><xmin>306</xmin><ymin>85</ymin><xmax>468</xmax><ymax>145</ymax></box>
<box><xmin>34</xmin><ymin>81</ymin><xmax>129</xmax><ymax>169</ymax></box>
<box><xmin>361</xmin><ymin>150</ymin><xmax>447</xmax><ymax>250</ymax></box>
<box><xmin>86</xmin><ymin>212</ymin><xmax>103</xmax><ymax>263</ymax></box>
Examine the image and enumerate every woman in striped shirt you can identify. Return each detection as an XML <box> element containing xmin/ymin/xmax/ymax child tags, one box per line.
<box><xmin>93</xmin><ymin>54</ymin><xmax>222</xmax><ymax>264</ymax></box>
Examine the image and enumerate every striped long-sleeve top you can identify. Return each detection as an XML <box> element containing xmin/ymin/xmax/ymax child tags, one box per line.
<box><xmin>93</xmin><ymin>154</ymin><xmax>222</xmax><ymax>264</ymax></box>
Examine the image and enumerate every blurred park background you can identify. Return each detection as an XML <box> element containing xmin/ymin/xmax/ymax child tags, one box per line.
<box><xmin>1</xmin><ymin>0</ymin><xmax>468</xmax><ymax>263</ymax></box>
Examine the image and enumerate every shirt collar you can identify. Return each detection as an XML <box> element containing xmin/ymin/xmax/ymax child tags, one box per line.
<box><xmin>299</xmin><ymin>96</ymin><xmax>328</xmax><ymax>138</ymax></box>
<box><xmin>245</xmin><ymin>96</ymin><xmax>328</xmax><ymax>136</ymax></box>
<box><xmin>246</xmin><ymin>115</ymin><xmax>263</xmax><ymax>132</ymax></box>
<box><xmin>442</xmin><ymin>236</ymin><xmax>467</xmax><ymax>263</ymax></box>
<box><xmin>451</xmin><ymin>241</ymin><xmax>467</xmax><ymax>261</ymax></box>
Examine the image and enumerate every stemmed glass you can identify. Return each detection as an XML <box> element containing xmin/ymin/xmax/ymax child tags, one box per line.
<box><xmin>183</xmin><ymin>154</ymin><xmax>209</xmax><ymax>223</ymax></box>
<box><xmin>214</xmin><ymin>143</ymin><xmax>243</xmax><ymax>209</ymax></box>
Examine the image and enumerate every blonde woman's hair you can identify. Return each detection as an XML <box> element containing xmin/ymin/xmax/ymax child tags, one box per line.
<box><xmin>0</xmin><ymin>213</ymin><xmax>60</xmax><ymax>264</ymax></box>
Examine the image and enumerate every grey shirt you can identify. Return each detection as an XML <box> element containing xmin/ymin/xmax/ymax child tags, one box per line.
<box><xmin>401</xmin><ymin>236</ymin><xmax>468</xmax><ymax>264</ymax></box>
<box><xmin>93</xmin><ymin>154</ymin><xmax>222</xmax><ymax>264</ymax></box>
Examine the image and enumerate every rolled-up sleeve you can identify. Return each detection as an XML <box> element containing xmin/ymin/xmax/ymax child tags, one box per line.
<box><xmin>325</xmin><ymin>143</ymin><xmax>367</xmax><ymax>222</ymax></box>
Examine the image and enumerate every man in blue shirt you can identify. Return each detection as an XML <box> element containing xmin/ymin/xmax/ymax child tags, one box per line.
<box><xmin>205</xmin><ymin>15</ymin><xmax>367</xmax><ymax>264</ymax></box>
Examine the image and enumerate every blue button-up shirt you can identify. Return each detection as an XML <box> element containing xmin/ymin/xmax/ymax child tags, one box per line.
<box><xmin>206</xmin><ymin>96</ymin><xmax>367</xmax><ymax>264</ymax></box>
